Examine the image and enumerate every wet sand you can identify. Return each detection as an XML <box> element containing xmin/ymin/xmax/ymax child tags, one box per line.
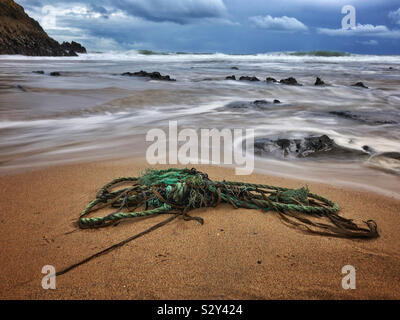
<box><xmin>0</xmin><ymin>158</ymin><xmax>399</xmax><ymax>299</ymax></box>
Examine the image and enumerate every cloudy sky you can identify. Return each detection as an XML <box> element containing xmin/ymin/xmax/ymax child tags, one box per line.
<box><xmin>18</xmin><ymin>0</ymin><xmax>400</xmax><ymax>54</ymax></box>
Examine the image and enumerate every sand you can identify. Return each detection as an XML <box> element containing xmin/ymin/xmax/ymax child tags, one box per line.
<box><xmin>0</xmin><ymin>159</ymin><xmax>399</xmax><ymax>300</ymax></box>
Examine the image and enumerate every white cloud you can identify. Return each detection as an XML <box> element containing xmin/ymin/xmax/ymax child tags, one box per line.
<box><xmin>250</xmin><ymin>15</ymin><xmax>308</xmax><ymax>32</ymax></box>
<box><xmin>389</xmin><ymin>8</ymin><xmax>400</xmax><ymax>25</ymax></box>
<box><xmin>317</xmin><ymin>24</ymin><xmax>400</xmax><ymax>39</ymax></box>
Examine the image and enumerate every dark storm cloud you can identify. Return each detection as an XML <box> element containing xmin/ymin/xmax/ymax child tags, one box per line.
<box><xmin>15</xmin><ymin>0</ymin><xmax>400</xmax><ymax>54</ymax></box>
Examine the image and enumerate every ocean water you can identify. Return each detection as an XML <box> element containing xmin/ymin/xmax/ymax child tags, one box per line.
<box><xmin>0</xmin><ymin>51</ymin><xmax>399</xmax><ymax>197</ymax></box>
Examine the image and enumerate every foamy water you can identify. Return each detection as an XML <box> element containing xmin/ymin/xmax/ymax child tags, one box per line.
<box><xmin>0</xmin><ymin>51</ymin><xmax>399</xmax><ymax>197</ymax></box>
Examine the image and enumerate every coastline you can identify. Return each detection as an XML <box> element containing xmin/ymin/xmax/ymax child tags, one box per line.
<box><xmin>1</xmin><ymin>158</ymin><xmax>399</xmax><ymax>299</ymax></box>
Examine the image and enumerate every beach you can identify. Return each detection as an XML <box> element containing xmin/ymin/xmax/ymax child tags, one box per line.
<box><xmin>0</xmin><ymin>158</ymin><xmax>399</xmax><ymax>300</ymax></box>
<box><xmin>1</xmin><ymin>51</ymin><xmax>400</xmax><ymax>300</ymax></box>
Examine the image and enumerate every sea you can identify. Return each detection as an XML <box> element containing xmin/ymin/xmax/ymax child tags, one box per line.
<box><xmin>0</xmin><ymin>50</ymin><xmax>399</xmax><ymax>197</ymax></box>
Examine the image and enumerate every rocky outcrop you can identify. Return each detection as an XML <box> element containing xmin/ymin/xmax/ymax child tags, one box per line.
<box><xmin>266</xmin><ymin>77</ymin><xmax>277</xmax><ymax>83</ymax></box>
<box><xmin>315</xmin><ymin>77</ymin><xmax>325</xmax><ymax>86</ymax></box>
<box><xmin>221</xmin><ymin>99</ymin><xmax>283</xmax><ymax>110</ymax></box>
<box><xmin>329</xmin><ymin>111</ymin><xmax>399</xmax><ymax>125</ymax></box>
<box><xmin>254</xmin><ymin>135</ymin><xmax>367</xmax><ymax>159</ymax></box>
<box><xmin>122</xmin><ymin>71</ymin><xmax>176</xmax><ymax>81</ymax></box>
<box><xmin>280</xmin><ymin>77</ymin><xmax>301</xmax><ymax>86</ymax></box>
<box><xmin>239</xmin><ymin>76</ymin><xmax>260</xmax><ymax>82</ymax></box>
<box><xmin>225</xmin><ymin>75</ymin><xmax>236</xmax><ymax>80</ymax></box>
<box><xmin>0</xmin><ymin>0</ymin><xmax>86</xmax><ymax>56</ymax></box>
<box><xmin>352</xmin><ymin>82</ymin><xmax>368</xmax><ymax>89</ymax></box>
<box><xmin>60</xmin><ymin>41</ymin><xmax>87</xmax><ymax>54</ymax></box>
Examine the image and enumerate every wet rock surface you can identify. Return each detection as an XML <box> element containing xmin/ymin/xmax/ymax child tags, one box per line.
<box><xmin>239</xmin><ymin>76</ymin><xmax>260</xmax><ymax>82</ymax></box>
<box><xmin>122</xmin><ymin>71</ymin><xmax>176</xmax><ymax>81</ymax></box>
<box><xmin>280</xmin><ymin>77</ymin><xmax>301</xmax><ymax>86</ymax></box>
<box><xmin>225</xmin><ymin>75</ymin><xmax>236</xmax><ymax>80</ymax></box>
<box><xmin>315</xmin><ymin>77</ymin><xmax>325</xmax><ymax>86</ymax></box>
<box><xmin>266</xmin><ymin>77</ymin><xmax>278</xmax><ymax>83</ymax></box>
<box><xmin>330</xmin><ymin>111</ymin><xmax>399</xmax><ymax>125</ymax></box>
<box><xmin>254</xmin><ymin>135</ymin><xmax>368</xmax><ymax>159</ymax></box>
<box><xmin>352</xmin><ymin>82</ymin><xmax>368</xmax><ymax>89</ymax></box>
<box><xmin>222</xmin><ymin>99</ymin><xmax>283</xmax><ymax>110</ymax></box>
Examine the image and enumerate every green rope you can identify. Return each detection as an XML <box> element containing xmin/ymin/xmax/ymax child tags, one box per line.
<box><xmin>57</xmin><ymin>168</ymin><xmax>378</xmax><ymax>276</ymax></box>
<box><xmin>78</xmin><ymin>168</ymin><xmax>378</xmax><ymax>238</ymax></box>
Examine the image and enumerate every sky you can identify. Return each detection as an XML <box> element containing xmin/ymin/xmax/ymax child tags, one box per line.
<box><xmin>17</xmin><ymin>0</ymin><xmax>400</xmax><ymax>54</ymax></box>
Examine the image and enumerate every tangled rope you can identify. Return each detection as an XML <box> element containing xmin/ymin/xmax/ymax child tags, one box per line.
<box><xmin>57</xmin><ymin>168</ymin><xmax>378</xmax><ymax>276</ymax></box>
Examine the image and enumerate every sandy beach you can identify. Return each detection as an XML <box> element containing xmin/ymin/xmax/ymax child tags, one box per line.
<box><xmin>0</xmin><ymin>158</ymin><xmax>399</xmax><ymax>300</ymax></box>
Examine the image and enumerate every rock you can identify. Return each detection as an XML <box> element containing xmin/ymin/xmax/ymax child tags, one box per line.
<box><xmin>280</xmin><ymin>77</ymin><xmax>301</xmax><ymax>85</ymax></box>
<box><xmin>254</xmin><ymin>135</ymin><xmax>367</xmax><ymax>159</ymax></box>
<box><xmin>352</xmin><ymin>82</ymin><xmax>368</xmax><ymax>89</ymax></box>
<box><xmin>362</xmin><ymin>145</ymin><xmax>376</xmax><ymax>154</ymax></box>
<box><xmin>0</xmin><ymin>0</ymin><xmax>85</xmax><ymax>56</ymax></box>
<box><xmin>273</xmin><ymin>99</ymin><xmax>281</xmax><ymax>104</ymax></box>
<box><xmin>330</xmin><ymin>111</ymin><xmax>399</xmax><ymax>125</ymax></box>
<box><xmin>231</xmin><ymin>67</ymin><xmax>239</xmax><ymax>70</ymax></box>
<box><xmin>315</xmin><ymin>77</ymin><xmax>325</xmax><ymax>86</ymax></box>
<box><xmin>32</xmin><ymin>70</ymin><xmax>44</xmax><ymax>74</ymax></box>
<box><xmin>122</xmin><ymin>70</ymin><xmax>176</xmax><ymax>81</ymax></box>
<box><xmin>239</xmin><ymin>76</ymin><xmax>260</xmax><ymax>82</ymax></box>
<box><xmin>222</xmin><ymin>100</ymin><xmax>276</xmax><ymax>110</ymax></box>
<box><xmin>225</xmin><ymin>75</ymin><xmax>236</xmax><ymax>80</ymax></box>
<box><xmin>50</xmin><ymin>72</ymin><xmax>61</xmax><ymax>76</ymax></box>
<box><xmin>253</xmin><ymin>100</ymin><xmax>269</xmax><ymax>105</ymax></box>
<box><xmin>60</xmin><ymin>41</ymin><xmax>87</xmax><ymax>54</ymax></box>
<box><xmin>266</xmin><ymin>77</ymin><xmax>277</xmax><ymax>83</ymax></box>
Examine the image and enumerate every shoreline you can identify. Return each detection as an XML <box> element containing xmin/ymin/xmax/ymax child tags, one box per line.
<box><xmin>0</xmin><ymin>158</ymin><xmax>399</xmax><ymax>299</ymax></box>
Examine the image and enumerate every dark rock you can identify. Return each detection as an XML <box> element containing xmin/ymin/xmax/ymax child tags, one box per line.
<box><xmin>222</xmin><ymin>100</ymin><xmax>276</xmax><ymax>110</ymax></box>
<box><xmin>315</xmin><ymin>77</ymin><xmax>325</xmax><ymax>86</ymax></box>
<box><xmin>266</xmin><ymin>77</ymin><xmax>277</xmax><ymax>83</ymax></box>
<box><xmin>60</xmin><ymin>41</ymin><xmax>87</xmax><ymax>54</ymax></box>
<box><xmin>254</xmin><ymin>135</ymin><xmax>367</xmax><ymax>159</ymax></box>
<box><xmin>50</xmin><ymin>72</ymin><xmax>61</xmax><ymax>76</ymax></box>
<box><xmin>239</xmin><ymin>76</ymin><xmax>260</xmax><ymax>82</ymax></box>
<box><xmin>32</xmin><ymin>70</ymin><xmax>44</xmax><ymax>74</ymax></box>
<box><xmin>330</xmin><ymin>111</ymin><xmax>398</xmax><ymax>125</ymax></box>
<box><xmin>273</xmin><ymin>99</ymin><xmax>281</xmax><ymax>104</ymax></box>
<box><xmin>0</xmin><ymin>0</ymin><xmax>85</xmax><ymax>56</ymax></box>
<box><xmin>122</xmin><ymin>70</ymin><xmax>176</xmax><ymax>81</ymax></box>
<box><xmin>280</xmin><ymin>77</ymin><xmax>301</xmax><ymax>85</ymax></box>
<box><xmin>352</xmin><ymin>82</ymin><xmax>368</xmax><ymax>89</ymax></box>
<box><xmin>362</xmin><ymin>145</ymin><xmax>376</xmax><ymax>154</ymax></box>
<box><xmin>231</xmin><ymin>67</ymin><xmax>239</xmax><ymax>70</ymax></box>
<box><xmin>253</xmin><ymin>100</ymin><xmax>269</xmax><ymax>105</ymax></box>
<box><xmin>225</xmin><ymin>75</ymin><xmax>236</xmax><ymax>80</ymax></box>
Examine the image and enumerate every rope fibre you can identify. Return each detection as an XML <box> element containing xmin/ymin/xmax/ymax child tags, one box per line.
<box><xmin>56</xmin><ymin>168</ymin><xmax>378</xmax><ymax>276</ymax></box>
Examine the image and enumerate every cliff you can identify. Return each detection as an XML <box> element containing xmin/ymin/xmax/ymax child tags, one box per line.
<box><xmin>0</xmin><ymin>0</ymin><xmax>86</xmax><ymax>56</ymax></box>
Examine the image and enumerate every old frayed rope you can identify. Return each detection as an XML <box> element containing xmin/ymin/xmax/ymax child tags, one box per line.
<box><xmin>57</xmin><ymin>168</ymin><xmax>378</xmax><ymax>276</ymax></box>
